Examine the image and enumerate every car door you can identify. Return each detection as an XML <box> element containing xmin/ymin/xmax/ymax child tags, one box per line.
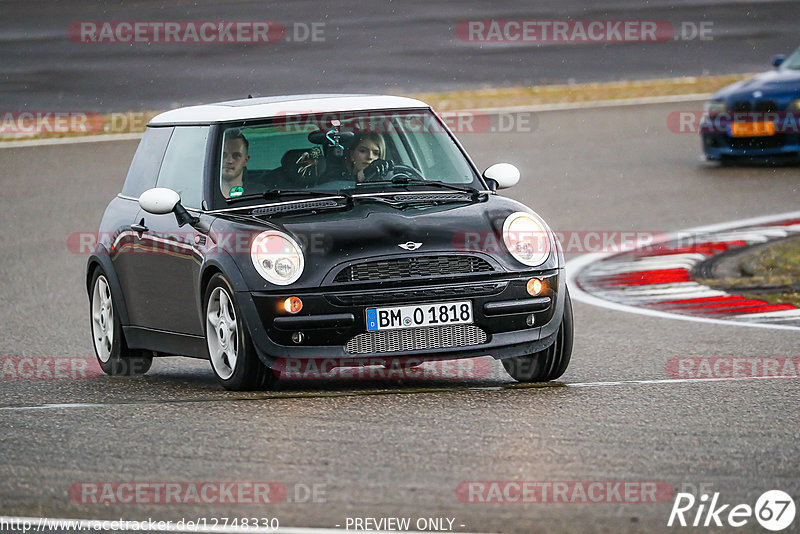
<box><xmin>124</xmin><ymin>125</ymin><xmax>210</xmax><ymax>335</ymax></box>
<box><xmin>111</xmin><ymin>126</ymin><xmax>173</xmax><ymax>328</ymax></box>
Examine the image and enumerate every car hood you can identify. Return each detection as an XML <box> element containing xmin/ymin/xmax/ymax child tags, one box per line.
<box><xmin>216</xmin><ymin>194</ymin><xmax>560</xmax><ymax>289</ymax></box>
<box><xmin>713</xmin><ymin>69</ymin><xmax>800</xmax><ymax>101</ymax></box>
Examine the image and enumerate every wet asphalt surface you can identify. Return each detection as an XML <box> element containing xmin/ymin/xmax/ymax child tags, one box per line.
<box><xmin>2</xmin><ymin>1</ymin><xmax>800</xmax><ymax>532</ymax></box>
<box><xmin>1</xmin><ymin>0</ymin><xmax>800</xmax><ymax>111</ymax></box>
<box><xmin>1</xmin><ymin>101</ymin><xmax>800</xmax><ymax>532</ymax></box>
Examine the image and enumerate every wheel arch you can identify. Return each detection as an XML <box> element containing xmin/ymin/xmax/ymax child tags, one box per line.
<box><xmin>86</xmin><ymin>250</ymin><xmax>131</xmax><ymax>327</ymax></box>
<box><xmin>198</xmin><ymin>253</ymin><xmax>250</xmax><ymax>329</ymax></box>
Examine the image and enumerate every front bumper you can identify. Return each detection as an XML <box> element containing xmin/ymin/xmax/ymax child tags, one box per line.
<box><xmin>235</xmin><ymin>269</ymin><xmax>566</xmax><ymax>367</ymax></box>
<box><xmin>701</xmin><ymin>130</ymin><xmax>800</xmax><ymax>160</ymax></box>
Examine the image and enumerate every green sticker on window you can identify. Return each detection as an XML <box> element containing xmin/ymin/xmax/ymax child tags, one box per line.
<box><xmin>229</xmin><ymin>186</ymin><xmax>244</xmax><ymax>198</ymax></box>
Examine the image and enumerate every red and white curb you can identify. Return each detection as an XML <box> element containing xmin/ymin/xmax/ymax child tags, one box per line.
<box><xmin>566</xmin><ymin>212</ymin><xmax>800</xmax><ymax>330</ymax></box>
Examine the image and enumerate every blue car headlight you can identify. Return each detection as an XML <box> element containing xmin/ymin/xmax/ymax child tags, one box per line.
<box><xmin>703</xmin><ymin>100</ymin><xmax>726</xmax><ymax>114</ymax></box>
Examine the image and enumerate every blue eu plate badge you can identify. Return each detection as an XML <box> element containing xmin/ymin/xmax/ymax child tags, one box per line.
<box><xmin>366</xmin><ymin>308</ymin><xmax>379</xmax><ymax>331</ymax></box>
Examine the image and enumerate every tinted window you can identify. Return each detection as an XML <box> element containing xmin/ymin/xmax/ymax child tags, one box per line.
<box><xmin>121</xmin><ymin>126</ymin><xmax>173</xmax><ymax>198</ymax></box>
<box><xmin>156</xmin><ymin>126</ymin><xmax>210</xmax><ymax>209</ymax></box>
<box><xmin>213</xmin><ymin>110</ymin><xmax>479</xmax><ymax>208</ymax></box>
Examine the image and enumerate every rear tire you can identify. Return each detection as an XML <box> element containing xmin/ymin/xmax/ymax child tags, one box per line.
<box><xmin>90</xmin><ymin>269</ymin><xmax>153</xmax><ymax>376</ymax></box>
<box><xmin>205</xmin><ymin>273</ymin><xmax>275</xmax><ymax>391</ymax></box>
<box><xmin>502</xmin><ymin>287</ymin><xmax>573</xmax><ymax>382</ymax></box>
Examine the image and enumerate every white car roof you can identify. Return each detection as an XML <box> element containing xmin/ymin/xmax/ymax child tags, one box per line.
<box><xmin>149</xmin><ymin>94</ymin><xmax>430</xmax><ymax>125</ymax></box>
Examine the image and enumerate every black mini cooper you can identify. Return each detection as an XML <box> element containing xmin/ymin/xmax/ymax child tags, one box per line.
<box><xmin>87</xmin><ymin>95</ymin><xmax>573</xmax><ymax>390</ymax></box>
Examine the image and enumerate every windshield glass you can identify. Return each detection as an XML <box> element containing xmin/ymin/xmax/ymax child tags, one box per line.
<box><xmin>214</xmin><ymin>109</ymin><xmax>480</xmax><ymax>207</ymax></box>
<box><xmin>779</xmin><ymin>47</ymin><xmax>800</xmax><ymax>70</ymax></box>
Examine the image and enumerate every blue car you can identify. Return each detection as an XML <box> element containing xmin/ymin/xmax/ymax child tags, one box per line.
<box><xmin>701</xmin><ymin>47</ymin><xmax>800</xmax><ymax>163</ymax></box>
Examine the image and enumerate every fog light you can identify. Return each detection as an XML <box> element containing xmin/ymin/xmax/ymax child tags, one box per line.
<box><xmin>526</xmin><ymin>314</ymin><xmax>535</xmax><ymax>327</ymax></box>
<box><xmin>527</xmin><ymin>278</ymin><xmax>545</xmax><ymax>296</ymax></box>
<box><xmin>283</xmin><ymin>296</ymin><xmax>303</xmax><ymax>314</ymax></box>
<box><xmin>292</xmin><ymin>332</ymin><xmax>304</xmax><ymax>344</ymax></box>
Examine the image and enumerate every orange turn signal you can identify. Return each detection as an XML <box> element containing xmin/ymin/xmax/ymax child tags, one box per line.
<box><xmin>526</xmin><ymin>278</ymin><xmax>545</xmax><ymax>296</ymax></box>
<box><xmin>283</xmin><ymin>296</ymin><xmax>303</xmax><ymax>314</ymax></box>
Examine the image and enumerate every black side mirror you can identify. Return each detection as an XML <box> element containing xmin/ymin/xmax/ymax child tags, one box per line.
<box><xmin>772</xmin><ymin>55</ymin><xmax>786</xmax><ymax>68</ymax></box>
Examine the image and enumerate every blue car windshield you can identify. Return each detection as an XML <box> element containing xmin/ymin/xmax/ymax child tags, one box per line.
<box><xmin>216</xmin><ymin>109</ymin><xmax>481</xmax><ymax>204</ymax></box>
<box><xmin>780</xmin><ymin>48</ymin><xmax>800</xmax><ymax>70</ymax></box>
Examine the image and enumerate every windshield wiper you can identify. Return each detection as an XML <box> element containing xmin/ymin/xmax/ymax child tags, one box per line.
<box><xmin>226</xmin><ymin>189</ymin><xmax>350</xmax><ymax>205</ymax></box>
<box><xmin>356</xmin><ymin>176</ymin><xmax>480</xmax><ymax>194</ymax></box>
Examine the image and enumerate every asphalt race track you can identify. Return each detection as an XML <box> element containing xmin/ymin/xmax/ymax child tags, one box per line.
<box><xmin>2</xmin><ymin>0</ymin><xmax>800</xmax><ymax>110</ymax></box>
<box><xmin>1</xmin><ymin>101</ymin><xmax>800</xmax><ymax>533</ymax></box>
<box><xmin>3</xmin><ymin>1</ymin><xmax>800</xmax><ymax>533</ymax></box>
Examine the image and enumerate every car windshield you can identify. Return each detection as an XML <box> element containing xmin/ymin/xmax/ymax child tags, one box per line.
<box><xmin>215</xmin><ymin>109</ymin><xmax>480</xmax><ymax>207</ymax></box>
<box><xmin>779</xmin><ymin>47</ymin><xmax>800</xmax><ymax>70</ymax></box>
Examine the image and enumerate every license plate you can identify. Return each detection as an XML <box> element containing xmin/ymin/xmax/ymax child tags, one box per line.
<box><xmin>366</xmin><ymin>300</ymin><xmax>473</xmax><ymax>331</ymax></box>
<box><xmin>730</xmin><ymin>121</ymin><xmax>776</xmax><ymax>137</ymax></box>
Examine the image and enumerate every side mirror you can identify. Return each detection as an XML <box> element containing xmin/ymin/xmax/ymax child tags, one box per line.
<box><xmin>139</xmin><ymin>187</ymin><xmax>180</xmax><ymax>215</ymax></box>
<box><xmin>139</xmin><ymin>187</ymin><xmax>210</xmax><ymax>233</ymax></box>
<box><xmin>483</xmin><ymin>163</ymin><xmax>520</xmax><ymax>191</ymax></box>
<box><xmin>772</xmin><ymin>55</ymin><xmax>785</xmax><ymax>68</ymax></box>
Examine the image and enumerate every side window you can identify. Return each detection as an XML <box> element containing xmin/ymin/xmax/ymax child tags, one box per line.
<box><xmin>121</xmin><ymin>126</ymin><xmax>173</xmax><ymax>198</ymax></box>
<box><xmin>156</xmin><ymin>126</ymin><xmax>210</xmax><ymax>209</ymax></box>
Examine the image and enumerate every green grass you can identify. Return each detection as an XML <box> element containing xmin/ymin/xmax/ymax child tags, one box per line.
<box><xmin>700</xmin><ymin>237</ymin><xmax>800</xmax><ymax>308</ymax></box>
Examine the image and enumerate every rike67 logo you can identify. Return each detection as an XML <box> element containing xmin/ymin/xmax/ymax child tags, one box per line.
<box><xmin>668</xmin><ymin>490</ymin><xmax>796</xmax><ymax>531</ymax></box>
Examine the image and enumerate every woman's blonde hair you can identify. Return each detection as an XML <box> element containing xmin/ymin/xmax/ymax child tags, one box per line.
<box><xmin>345</xmin><ymin>132</ymin><xmax>386</xmax><ymax>172</ymax></box>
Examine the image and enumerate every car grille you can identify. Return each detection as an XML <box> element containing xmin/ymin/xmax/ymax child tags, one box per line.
<box><xmin>730</xmin><ymin>99</ymin><xmax>779</xmax><ymax>112</ymax></box>
<box><xmin>333</xmin><ymin>255</ymin><xmax>495</xmax><ymax>283</ymax></box>
<box><xmin>727</xmin><ymin>134</ymin><xmax>788</xmax><ymax>150</ymax></box>
<box><xmin>327</xmin><ymin>282</ymin><xmax>507</xmax><ymax>306</ymax></box>
<box><xmin>345</xmin><ymin>324</ymin><xmax>489</xmax><ymax>354</ymax></box>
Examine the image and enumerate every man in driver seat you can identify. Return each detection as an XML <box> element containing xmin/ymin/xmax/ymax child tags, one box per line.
<box><xmin>221</xmin><ymin>129</ymin><xmax>252</xmax><ymax>198</ymax></box>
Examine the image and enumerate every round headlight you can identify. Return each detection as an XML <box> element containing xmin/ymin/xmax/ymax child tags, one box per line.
<box><xmin>502</xmin><ymin>212</ymin><xmax>551</xmax><ymax>267</ymax></box>
<box><xmin>250</xmin><ymin>231</ymin><xmax>304</xmax><ymax>285</ymax></box>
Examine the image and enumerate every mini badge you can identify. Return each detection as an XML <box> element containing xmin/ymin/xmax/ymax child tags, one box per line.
<box><xmin>229</xmin><ymin>186</ymin><xmax>244</xmax><ymax>198</ymax></box>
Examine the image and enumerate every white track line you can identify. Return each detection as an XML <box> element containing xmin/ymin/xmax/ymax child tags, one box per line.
<box><xmin>0</xmin><ymin>132</ymin><xmax>143</xmax><ymax>148</ymax></box>
<box><xmin>566</xmin><ymin>211</ymin><xmax>800</xmax><ymax>332</ymax></box>
<box><xmin>1</xmin><ymin>375</ymin><xmax>797</xmax><ymax>412</ymax></box>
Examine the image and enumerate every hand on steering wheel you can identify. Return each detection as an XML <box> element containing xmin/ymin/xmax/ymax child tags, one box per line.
<box><xmin>363</xmin><ymin>159</ymin><xmax>394</xmax><ymax>181</ymax></box>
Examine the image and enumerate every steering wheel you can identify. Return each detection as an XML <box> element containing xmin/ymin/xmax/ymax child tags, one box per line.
<box><xmin>389</xmin><ymin>164</ymin><xmax>424</xmax><ymax>181</ymax></box>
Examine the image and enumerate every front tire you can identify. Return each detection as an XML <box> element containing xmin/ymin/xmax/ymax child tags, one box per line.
<box><xmin>90</xmin><ymin>270</ymin><xmax>153</xmax><ymax>376</ymax></box>
<box><xmin>205</xmin><ymin>274</ymin><xmax>275</xmax><ymax>391</ymax></box>
<box><xmin>502</xmin><ymin>287</ymin><xmax>574</xmax><ymax>382</ymax></box>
